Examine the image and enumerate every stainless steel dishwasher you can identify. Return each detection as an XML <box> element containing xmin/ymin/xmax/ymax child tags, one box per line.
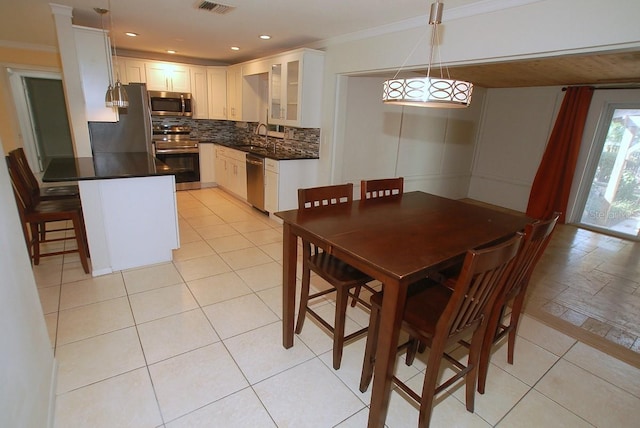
<box><xmin>246</xmin><ymin>154</ymin><xmax>265</xmax><ymax>211</ymax></box>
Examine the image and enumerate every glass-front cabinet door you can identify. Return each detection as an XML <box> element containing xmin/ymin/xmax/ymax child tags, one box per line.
<box><xmin>270</xmin><ymin>63</ymin><xmax>282</xmax><ymax>123</ymax></box>
<box><xmin>285</xmin><ymin>59</ymin><xmax>299</xmax><ymax>122</ymax></box>
<box><xmin>269</xmin><ymin>57</ymin><xmax>301</xmax><ymax>125</ymax></box>
<box><xmin>267</xmin><ymin>49</ymin><xmax>324</xmax><ymax>128</ymax></box>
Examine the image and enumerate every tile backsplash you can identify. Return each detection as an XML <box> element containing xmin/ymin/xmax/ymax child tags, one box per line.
<box><xmin>152</xmin><ymin>117</ymin><xmax>320</xmax><ymax>157</ymax></box>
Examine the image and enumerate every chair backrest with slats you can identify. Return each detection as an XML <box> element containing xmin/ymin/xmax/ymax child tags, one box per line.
<box><xmin>7</xmin><ymin>148</ymin><xmax>41</xmax><ymax>203</ymax></box>
<box><xmin>441</xmin><ymin>233</ymin><xmax>522</xmax><ymax>339</ymax></box>
<box><xmin>5</xmin><ymin>155</ymin><xmax>36</xmax><ymax>214</ymax></box>
<box><xmin>361</xmin><ymin>177</ymin><xmax>404</xmax><ymax>200</ymax></box>
<box><xmin>500</xmin><ymin>213</ymin><xmax>559</xmax><ymax>301</ymax></box>
<box><xmin>298</xmin><ymin>183</ymin><xmax>353</xmax><ymax>210</ymax></box>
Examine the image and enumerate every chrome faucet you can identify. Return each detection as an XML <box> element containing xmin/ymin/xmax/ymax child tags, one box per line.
<box><xmin>255</xmin><ymin>122</ymin><xmax>276</xmax><ymax>151</ymax></box>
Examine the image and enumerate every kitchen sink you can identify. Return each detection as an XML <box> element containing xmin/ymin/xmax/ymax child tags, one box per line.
<box><xmin>235</xmin><ymin>145</ymin><xmax>271</xmax><ymax>155</ymax></box>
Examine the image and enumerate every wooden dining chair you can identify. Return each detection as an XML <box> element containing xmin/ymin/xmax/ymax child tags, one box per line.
<box><xmin>6</xmin><ymin>156</ymin><xmax>90</xmax><ymax>274</ymax></box>
<box><xmin>359</xmin><ymin>233</ymin><xmax>522</xmax><ymax>428</ymax></box>
<box><xmin>360</xmin><ymin>177</ymin><xmax>404</xmax><ymax>200</ymax></box>
<box><xmin>296</xmin><ymin>183</ymin><xmax>376</xmax><ymax>369</ymax></box>
<box><xmin>477</xmin><ymin>212</ymin><xmax>559</xmax><ymax>394</ymax></box>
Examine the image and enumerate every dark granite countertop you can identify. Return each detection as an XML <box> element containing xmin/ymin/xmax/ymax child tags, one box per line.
<box><xmin>43</xmin><ymin>153</ymin><xmax>171</xmax><ymax>182</ymax></box>
<box><xmin>201</xmin><ymin>140</ymin><xmax>319</xmax><ymax>161</ymax></box>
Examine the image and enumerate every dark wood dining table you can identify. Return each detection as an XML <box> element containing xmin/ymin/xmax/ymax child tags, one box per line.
<box><xmin>275</xmin><ymin>191</ymin><xmax>531</xmax><ymax>427</ymax></box>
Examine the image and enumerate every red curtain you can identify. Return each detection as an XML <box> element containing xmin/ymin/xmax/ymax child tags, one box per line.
<box><xmin>526</xmin><ymin>86</ymin><xmax>594</xmax><ymax>223</ymax></box>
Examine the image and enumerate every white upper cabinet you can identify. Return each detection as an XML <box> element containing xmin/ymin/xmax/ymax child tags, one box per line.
<box><xmin>190</xmin><ymin>66</ymin><xmax>208</xmax><ymax>119</ymax></box>
<box><xmin>117</xmin><ymin>58</ymin><xmax>146</xmax><ymax>84</ymax></box>
<box><xmin>207</xmin><ymin>67</ymin><xmax>227</xmax><ymax>120</ymax></box>
<box><xmin>226</xmin><ymin>64</ymin><xmax>243</xmax><ymax>121</ymax></box>
<box><xmin>268</xmin><ymin>49</ymin><xmax>324</xmax><ymax>128</ymax></box>
<box><xmin>145</xmin><ymin>62</ymin><xmax>191</xmax><ymax>92</ymax></box>
<box><xmin>73</xmin><ymin>25</ymin><xmax>117</xmax><ymax>122</ymax></box>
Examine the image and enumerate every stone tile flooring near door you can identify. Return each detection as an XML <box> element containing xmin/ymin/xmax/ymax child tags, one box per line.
<box><xmin>35</xmin><ymin>188</ymin><xmax>640</xmax><ymax>427</ymax></box>
<box><xmin>524</xmin><ymin>223</ymin><xmax>640</xmax><ymax>365</ymax></box>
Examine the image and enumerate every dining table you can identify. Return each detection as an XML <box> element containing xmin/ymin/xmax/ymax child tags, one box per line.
<box><xmin>275</xmin><ymin>191</ymin><xmax>531</xmax><ymax>427</ymax></box>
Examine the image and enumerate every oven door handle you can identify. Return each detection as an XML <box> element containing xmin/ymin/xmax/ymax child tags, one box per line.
<box><xmin>155</xmin><ymin>148</ymin><xmax>199</xmax><ymax>155</ymax></box>
<box><xmin>180</xmin><ymin>94</ymin><xmax>185</xmax><ymax>116</ymax></box>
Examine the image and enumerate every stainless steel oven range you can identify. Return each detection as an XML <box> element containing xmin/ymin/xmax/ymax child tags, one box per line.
<box><xmin>152</xmin><ymin>125</ymin><xmax>200</xmax><ymax>190</ymax></box>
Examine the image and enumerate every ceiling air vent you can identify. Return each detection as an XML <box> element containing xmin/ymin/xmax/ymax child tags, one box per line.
<box><xmin>196</xmin><ymin>1</ymin><xmax>236</xmax><ymax>14</ymax></box>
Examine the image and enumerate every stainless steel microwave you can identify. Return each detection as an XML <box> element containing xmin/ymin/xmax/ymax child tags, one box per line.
<box><xmin>148</xmin><ymin>90</ymin><xmax>193</xmax><ymax>116</ymax></box>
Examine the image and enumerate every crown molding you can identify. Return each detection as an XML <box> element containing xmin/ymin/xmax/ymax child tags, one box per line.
<box><xmin>0</xmin><ymin>40</ymin><xmax>58</xmax><ymax>53</ymax></box>
<box><xmin>308</xmin><ymin>0</ymin><xmax>544</xmax><ymax>49</ymax></box>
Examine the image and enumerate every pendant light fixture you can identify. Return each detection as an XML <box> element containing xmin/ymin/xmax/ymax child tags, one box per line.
<box><xmin>382</xmin><ymin>1</ymin><xmax>473</xmax><ymax>108</ymax></box>
<box><xmin>103</xmin><ymin>0</ymin><xmax>128</xmax><ymax>108</ymax></box>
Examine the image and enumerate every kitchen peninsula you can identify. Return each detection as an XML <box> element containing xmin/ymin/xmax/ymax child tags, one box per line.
<box><xmin>44</xmin><ymin>153</ymin><xmax>179</xmax><ymax>277</ymax></box>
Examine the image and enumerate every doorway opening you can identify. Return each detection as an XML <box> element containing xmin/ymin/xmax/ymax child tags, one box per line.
<box><xmin>576</xmin><ymin>107</ymin><xmax>640</xmax><ymax>240</ymax></box>
<box><xmin>8</xmin><ymin>69</ymin><xmax>73</xmax><ymax>175</ymax></box>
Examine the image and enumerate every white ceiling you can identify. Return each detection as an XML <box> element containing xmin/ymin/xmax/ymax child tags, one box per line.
<box><xmin>2</xmin><ymin>0</ymin><xmax>639</xmax><ymax>88</ymax></box>
<box><xmin>2</xmin><ymin>0</ymin><xmax>479</xmax><ymax>64</ymax></box>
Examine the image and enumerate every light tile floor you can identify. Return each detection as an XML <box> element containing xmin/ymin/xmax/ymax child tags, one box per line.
<box><xmin>34</xmin><ymin>187</ymin><xmax>640</xmax><ymax>427</ymax></box>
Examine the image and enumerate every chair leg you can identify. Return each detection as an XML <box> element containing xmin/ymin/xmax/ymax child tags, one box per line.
<box><xmin>465</xmin><ymin>331</ymin><xmax>485</xmax><ymax>414</ymax></box>
<box><xmin>29</xmin><ymin>222</ymin><xmax>40</xmax><ymax>265</ymax></box>
<box><xmin>350</xmin><ymin>284</ymin><xmax>362</xmax><ymax>307</ymax></box>
<box><xmin>39</xmin><ymin>221</ymin><xmax>46</xmax><ymax>241</ymax></box>
<box><xmin>405</xmin><ymin>337</ymin><xmax>419</xmax><ymax>365</ymax></box>
<box><xmin>508</xmin><ymin>292</ymin><xmax>526</xmax><ymax>365</ymax></box>
<box><xmin>71</xmin><ymin>213</ymin><xmax>90</xmax><ymax>274</ymax></box>
<box><xmin>359</xmin><ymin>302</ymin><xmax>381</xmax><ymax>392</ymax></box>
<box><xmin>477</xmin><ymin>301</ymin><xmax>504</xmax><ymax>394</ymax></box>
<box><xmin>295</xmin><ymin>265</ymin><xmax>312</xmax><ymax>334</ymax></box>
<box><xmin>333</xmin><ymin>287</ymin><xmax>350</xmax><ymax>369</ymax></box>
<box><xmin>417</xmin><ymin>345</ymin><xmax>445</xmax><ymax>428</ymax></box>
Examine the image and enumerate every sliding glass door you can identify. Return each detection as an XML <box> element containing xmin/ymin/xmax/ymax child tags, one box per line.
<box><xmin>577</xmin><ymin>106</ymin><xmax>640</xmax><ymax>239</ymax></box>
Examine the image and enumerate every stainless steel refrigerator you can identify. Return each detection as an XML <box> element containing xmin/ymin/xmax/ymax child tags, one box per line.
<box><xmin>88</xmin><ymin>83</ymin><xmax>153</xmax><ymax>154</ymax></box>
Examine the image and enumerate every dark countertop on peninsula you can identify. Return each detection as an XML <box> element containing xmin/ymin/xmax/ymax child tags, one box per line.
<box><xmin>43</xmin><ymin>153</ymin><xmax>171</xmax><ymax>182</ymax></box>
<box><xmin>201</xmin><ymin>141</ymin><xmax>319</xmax><ymax>161</ymax></box>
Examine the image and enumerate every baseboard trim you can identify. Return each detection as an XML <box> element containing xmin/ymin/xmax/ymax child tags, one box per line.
<box><xmin>47</xmin><ymin>359</ymin><xmax>58</xmax><ymax>428</ymax></box>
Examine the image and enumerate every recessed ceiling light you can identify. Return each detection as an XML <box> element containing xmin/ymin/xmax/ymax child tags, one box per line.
<box><xmin>167</xmin><ymin>50</ymin><xmax>176</xmax><ymax>54</ymax></box>
<box><xmin>125</xmin><ymin>32</ymin><xmax>138</xmax><ymax>37</ymax></box>
<box><xmin>259</xmin><ymin>35</ymin><xmax>271</xmax><ymax>40</ymax></box>
<box><xmin>231</xmin><ymin>46</ymin><xmax>240</xmax><ymax>51</ymax></box>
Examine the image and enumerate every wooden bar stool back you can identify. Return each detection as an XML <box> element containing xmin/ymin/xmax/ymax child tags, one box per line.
<box><xmin>296</xmin><ymin>183</ymin><xmax>376</xmax><ymax>369</ymax></box>
<box><xmin>6</xmin><ymin>156</ymin><xmax>90</xmax><ymax>274</ymax></box>
<box><xmin>8</xmin><ymin>148</ymin><xmax>79</xmax><ymax>201</ymax></box>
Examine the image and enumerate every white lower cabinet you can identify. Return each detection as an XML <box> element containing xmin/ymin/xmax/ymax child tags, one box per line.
<box><xmin>264</xmin><ymin>159</ymin><xmax>279</xmax><ymax>214</ymax></box>
<box><xmin>214</xmin><ymin>145</ymin><xmax>247</xmax><ymax>200</ymax></box>
<box><xmin>199</xmin><ymin>143</ymin><xmax>215</xmax><ymax>187</ymax></box>
<box><xmin>264</xmin><ymin>158</ymin><xmax>318</xmax><ymax>213</ymax></box>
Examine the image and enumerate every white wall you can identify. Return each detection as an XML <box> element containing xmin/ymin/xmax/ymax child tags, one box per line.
<box><xmin>468</xmin><ymin>86</ymin><xmax>564</xmax><ymax>211</ymax></box>
<box><xmin>338</xmin><ymin>76</ymin><xmax>485</xmax><ymax>198</ymax></box>
<box><xmin>0</xmin><ymin>152</ymin><xmax>56</xmax><ymax>427</ymax></box>
<box><xmin>318</xmin><ymin>0</ymin><xmax>640</xmax><ymax>196</ymax></box>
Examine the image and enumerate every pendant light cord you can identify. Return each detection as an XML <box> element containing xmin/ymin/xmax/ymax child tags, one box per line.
<box><xmin>98</xmin><ymin>10</ymin><xmax>113</xmax><ymax>86</ymax></box>
<box><xmin>107</xmin><ymin>0</ymin><xmax>122</xmax><ymax>82</ymax></box>
<box><xmin>391</xmin><ymin>29</ymin><xmax>429</xmax><ymax>80</ymax></box>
